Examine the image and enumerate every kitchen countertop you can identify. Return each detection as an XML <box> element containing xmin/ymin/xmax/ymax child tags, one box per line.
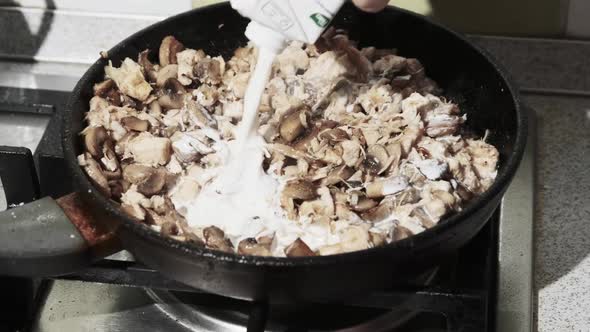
<box><xmin>523</xmin><ymin>94</ymin><xmax>590</xmax><ymax>331</ymax></box>
<box><xmin>0</xmin><ymin>5</ymin><xmax>589</xmax><ymax>331</ymax></box>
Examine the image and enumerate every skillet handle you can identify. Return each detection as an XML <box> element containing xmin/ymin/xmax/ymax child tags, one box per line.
<box><xmin>0</xmin><ymin>192</ymin><xmax>120</xmax><ymax>277</ymax></box>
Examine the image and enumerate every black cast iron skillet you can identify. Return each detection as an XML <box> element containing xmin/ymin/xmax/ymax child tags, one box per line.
<box><xmin>0</xmin><ymin>3</ymin><xmax>526</xmax><ymax>302</ymax></box>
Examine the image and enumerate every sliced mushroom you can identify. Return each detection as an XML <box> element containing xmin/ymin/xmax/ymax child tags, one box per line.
<box><xmin>100</xmin><ymin>139</ymin><xmax>119</xmax><ymax>171</ymax></box>
<box><xmin>279</xmin><ymin>107</ymin><xmax>308</xmax><ymax>142</ymax></box>
<box><xmin>159</xmin><ymin>36</ymin><xmax>184</xmax><ymax>67</ymax></box>
<box><xmin>138</xmin><ymin>49</ymin><xmax>154</xmax><ymax>72</ymax></box>
<box><xmin>322</xmin><ymin>165</ymin><xmax>354</xmax><ymax>186</ymax></box>
<box><xmin>366</xmin><ymin>144</ymin><xmax>391</xmax><ymax>175</ymax></box>
<box><xmin>144</xmin><ymin>208</ymin><xmax>167</xmax><ymax>225</ymax></box>
<box><xmin>319</xmin><ymin>127</ymin><xmax>349</xmax><ymax>143</ymax></box>
<box><xmin>392</xmin><ymin>225</ymin><xmax>414</xmax><ymax>241</ymax></box>
<box><xmin>283</xmin><ymin>180</ymin><xmax>317</xmax><ymax>200</ymax></box>
<box><xmin>122</xmin><ymin>164</ymin><xmax>167</xmax><ymax>196</ymax></box>
<box><xmin>93</xmin><ymin>79</ymin><xmax>115</xmax><ymax>97</ymax></box>
<box><xmin>193</xmin><ymin>58</ymin><xmax>222</xmax><ymax>84</ymax></box>
<box><xmin>411</xmin><ymin>207</ymin><xmax>436</xmax><ymax>229</ymax></box>
<box><xmin>285</xmin><ymin>238</ymin><xmax>315</xmax><ymax>257</ymax></box>
<box><xmin>136</xmin><ymin>168</ymin><xmax>167</xmax><ymax>196</ymax></box>
<box><xmin>158</xmin><ymin>78</ymin><xmax>186</xmax><ymax>110</ymax></box>
<box><xmin>257</xmin><ymin>235</ymin><xmax>274</xmax><ymax>247</ymax></box>
<box><xmin>121</xmin><ymin>116</ymin><xmax>150</xmax><ymax>132</ymax></box>
<box><xmin>203</xmin><ymin>226</ymin><xmax>234</xmax><ymax>253</ymax></box>
<box><xmin>156</xmin><ymin>64</ymin><xmax>179</xmax><ymax>87</ymax></box>
<box><xmin>351</xmin><ymin>197</ymin><xmax>378</xmax><ymax>212</ymax></box>
<box><xmin>109</xmin><ymin>180</ymin><xmax>125</xmax><ymax>199</ymax></box>
<box><xmin>368</xmin><ymin>231</ymin><xmax>386</xmax><ymax>247</ymax></box>
<box><xmin>82</xmin><ymin>153</ymin><xmax>111</xmax><ymax>197</ymax></box>
<box><xmin>160</xmin><ymin>221</ymin><xmax>179</xmax><ymax>236</ymax></box>
<box><xmin>365</xmin><ymin>176</ymin><xmax>409</xmax><ymax>198</ymax></box>
<box><xmin>360</xmin><ymin>199</ymin><xmax>394</xmax><ymax>222</ymax></box>
<box><xmin>123</xmin><ymin>164</ymin><xmax>154</xmax><ymax>183</ymax></box>
<box><xmin>84</xmin><ymin>126</ymin><xmax>108</xmax><ymax>158</ymax></box>
<box><xmin>238</xmin><ymin>238</ymin><xmax>271</xmax><ymax>256</ymax></box>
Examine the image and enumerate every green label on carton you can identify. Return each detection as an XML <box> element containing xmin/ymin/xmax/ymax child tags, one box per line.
<box><xmin>310</xmin><ymin>13</ymin><xmax>330</xmax><ymax>28</ymax></box>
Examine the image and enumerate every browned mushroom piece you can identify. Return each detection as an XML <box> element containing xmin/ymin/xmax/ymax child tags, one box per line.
<box><xmin>279</xmin><ymin>107</ymin><xmax>308</xmax><ymax>142</ymax></box>
<box><xmin>284</xmin><ymin>238</ymin><xmax>315</xmax><ymax>257</ymax></box>
<box><xmin>351</xmin><ymin>197</ymin><xmax>378</xmax><ymax>212</ymax></box>
<box><xmin>392</xmin><ymin>225</ymin><xmax>414</xmax><ymax>241</ymax></box>
<box><xmin>164</xmin><ymin>77</ymin><xmax>187</xmax><ymax>93</ymax></box>
<box><xmin>158</xmin><ymin>78</ymin><xmax>186</xmax><ymax>110</ymax></box>
<box><xmin>360</xmin><ymin>198</ymin><xmax>394</xmax><ymax>222</ymax></box>
<box><xmin>144</xmin><ymin>208</ymin><xmax>166</xmax><ymax>225</ymax></box>
<box><xmin>148</xmin><ymin>100</ymin><xmax>162</xmax><ymax>116</ymax></box>
<box><xmin>84</xmin><ymin>126</ymin><xmax>108</xmax><ymax>158</ymax></box>
<box><xmin>160</xmin><ymin>221</ymin><xmax>179</xmax><ymax>236</ymax></box>
<box><xmin>365</xmin><ymin>145</ymin><xmax>391</xmax><ymax>175</ymax></box>
<box><xmin>203</xmin><ymin>226</ymin><xmax>234</xmax><ymax>253</ymax></box>
<box><xmin>121</xmin><ymin>116</ymin><xmax>150</xmax><ymax>132</ymax></box>
<box><xmin>365</xmin><ymin>176</ymin><xmax>408</xmax><ymax>199</ymax></box>
<box><xmin>283</xmin><ymin>180</ymin><xmax>318</xmax><ymax>200</ymax></box>
<box><xmin>292</xmin><ymin>125</ymin><xmax>321</xmax><ymax>151</ymax></box>
<box><xmin>193</xmin><ymin>58</ymin><xmax>222</xmax><ymax>84</ymax></box>
<box><xmin>411</xmin><ymin>207</ymin><xmax>436</xmax><ymax>229</ymax></box>
<box><xmin>136</xmin><ymin>168</ymin><xmax>167</xmax><ymax>196</ymax></box>
<box><xmin>93</xmin><ymin>79</ymin><xmax>115</xmax><ymax>97</ymax></box>
<box><xmin>257</xmin><ymin>235</ymin><xmax>274</xmax><ymax>247</ymax></box>
<box><xmin>368</xmin><ymin>231</ymin><xmax>386</xmax><ymax>247</ymax></box>
<box><xmin>319</xmin><ymin>127</ymin><xmax>349</xmax><ymax>143</ymax></box>
<box><xmin>82</xmin><ymin>153</ymin><xmax>111</xmax><ymax>197</ymax></box>
<box><xmin>404</xmin><ymin>58</ymin><xmax>425</xmax><ymax>79</ymax></box>
<box><xmin>137</xmin><ymin>50</ymin><xmax>154</xmax><ymax>73</ymax></box>
<box><xmin>159</xmin><ymin>36</ymin><xmax>184</xmax><ymax>67</ymax></box>
<box><xmin>109</xmin><ymin>180</ymin><xmax>125</xmax><ymax>199</ymax></box>
<box><xmin>122</xmin><ymin>164</ymin><xmax>153</xmax><ymax>183</ymax></box>
<box><xmin>323</xmin><ymin>165</ymin><xmax>354</xmax><ymax>186</ymax></box>
<box><xmin>237</xmin><ymin>238</ymin><xmax>271</xmax><ymax>256</ymax></box>
<box><xmin>183</xmin><ymin>231</ymin><xmax>206</xmax><ymax>246</ymax></box>
<box><xmin>156</xmin><ymin>64</ymin><xmax>179</xmax><ymax>87</ymax></box>
<box><xmin>103</xmin><ymin>168</ymin><xmax>122</xmax><ymax>180</ymax></box>
<box><xmin>122</xmin><ymin>164</ymin><xmax>167</xmax><ymax>196</ymax></box>
<box><xmin>390</xmin><ymin>74</ymin><xmax>412</xmax><ymax>89</ymax></box>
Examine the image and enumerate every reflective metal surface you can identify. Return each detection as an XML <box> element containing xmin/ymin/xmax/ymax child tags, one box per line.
<box><xmin>0</xmin><ymin>112</ymin><xmax>50</xmax><ymax>210</ymax></box>
<box><xmin>495</xmin><ymin>109</ymin><xmax>536</xmax><ymax>332</ymax></box>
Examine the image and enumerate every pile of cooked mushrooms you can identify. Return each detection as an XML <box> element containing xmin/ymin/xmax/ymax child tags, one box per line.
<box><xmin>79</xmin><ymin>29</ymin><xmax>499</xmax><ymax>256</ymax></box>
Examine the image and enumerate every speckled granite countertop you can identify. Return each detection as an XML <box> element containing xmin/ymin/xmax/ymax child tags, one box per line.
<box><xmin>0</xmin><ymin>6</ymin><xmax>589</xmax><ymax>332</ymax></box>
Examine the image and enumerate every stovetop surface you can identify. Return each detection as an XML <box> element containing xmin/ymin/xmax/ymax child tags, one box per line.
<box><xmin>0</xmin><ymin>85</ymin><xmax>535</xmax><ymax>332</ymax></box>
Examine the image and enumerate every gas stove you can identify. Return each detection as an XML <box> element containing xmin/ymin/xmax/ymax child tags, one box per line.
<box><xmin>0</xmin><ymin>86</ymin><xmax>535</xmax><ymax>332</ymax></box>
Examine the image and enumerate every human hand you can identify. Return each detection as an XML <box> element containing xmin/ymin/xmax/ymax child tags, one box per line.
<box><xmin>352</xmin><ymin>0</ymin><xmax>389</xmax><ymax>12</ymax></box>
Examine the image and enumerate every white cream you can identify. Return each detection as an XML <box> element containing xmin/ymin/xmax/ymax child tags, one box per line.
<box><xmin>184</xmin><ymin>48</ymin><xmax>304</xmax><ymax>254</ymax></box>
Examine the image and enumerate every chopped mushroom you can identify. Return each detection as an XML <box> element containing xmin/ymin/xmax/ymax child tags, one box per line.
<box><xmin>79</xmin><ymin>34</ymin><xmax>499</xmax><ymax>256</ymax></box>
<box><xmin>238</xmin><ymin>238</ymin><xmax>271</xmax><ymax>256</ymax></box>
<box><xmin>284</xmin><ymin>238</ymin><xmax>315</xmax><ymax>257</ymax></box>
<box><xmin>203</xmin><ymin>226</ymin><xmax>234</xmax><ymax>253</ymax></box>
<box><xmin>79</xmin><ymin>153</ymin><xmax>110</xmax><ymax>197</ymax></box>
<box><xmin>159</xmin><ymin>36</ymin><xmax>184</xmax><ymax>67</ymax></box>
<box><xmin>121</xmin><ymin>116</ymin><xmax>150</xmax><ymax>132</ymax></box>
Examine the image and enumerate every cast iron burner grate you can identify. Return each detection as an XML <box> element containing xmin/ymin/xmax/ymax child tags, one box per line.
<box><xmin>0</xmin><ymin>87</ymin><xmax>497</xmax><ymax>332</ymax></box>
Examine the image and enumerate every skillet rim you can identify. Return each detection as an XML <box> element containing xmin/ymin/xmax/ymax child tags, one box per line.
<box><xmin>63</xmin><ymin>3</ymin><xmax>527</xmax><ymax>267</ymax></box>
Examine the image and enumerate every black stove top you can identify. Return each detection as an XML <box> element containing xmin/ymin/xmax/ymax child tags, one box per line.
<box><xmin>0</xmin><ymin>86</ymin><xmax>499</xmax><ymax>332</ymax></box>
